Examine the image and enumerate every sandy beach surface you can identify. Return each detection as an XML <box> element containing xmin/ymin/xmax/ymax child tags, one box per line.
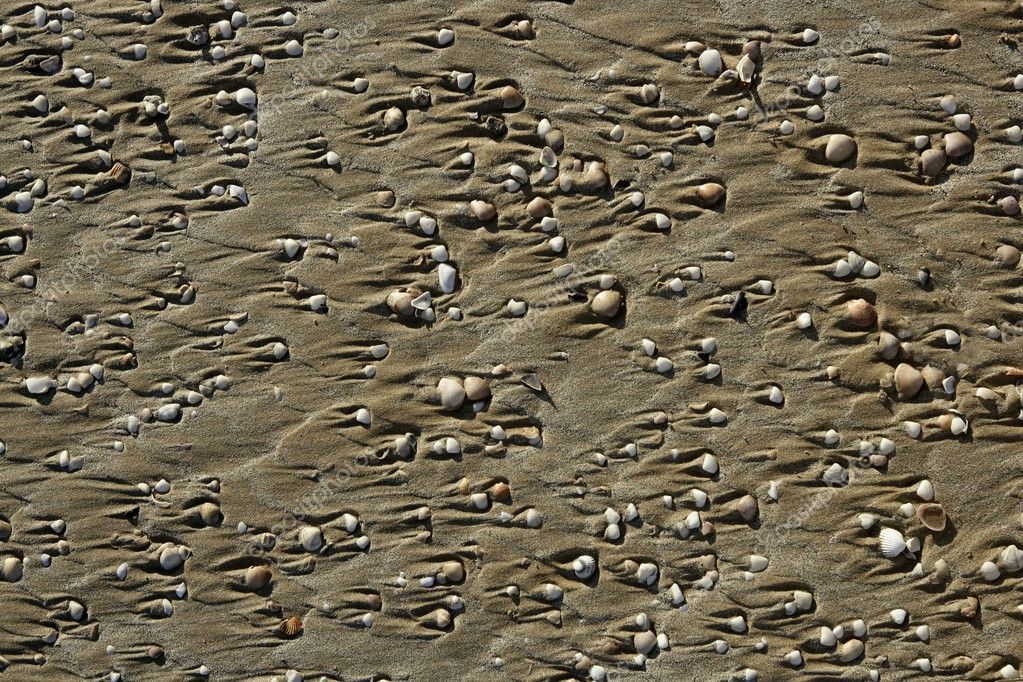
<box><xmin>1</xmin><ymin>0</ymin><xmax>1023</xmax><ymax>680</ymax></box>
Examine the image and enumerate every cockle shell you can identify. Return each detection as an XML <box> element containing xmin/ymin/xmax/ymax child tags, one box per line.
<box><xmin>1000</xmin><ymin>545</ymin><xmax>1023</xmax><ymax>573</ymax></box>
<box><xmin>278</xmin><ymin>615</ymin><xmax>303</xmax><ymax>637</ymax></box>
<box><xmin>916</xmin><ymin>503</ymin><xmax>946</xmax><ymax>532</ymax></box>
<box><xmin>879</xmin><ymin>527</ymin><xmax>907</xmax><ymax>558</ymax></box>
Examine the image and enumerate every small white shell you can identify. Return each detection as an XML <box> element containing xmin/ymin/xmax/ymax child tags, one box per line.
<box><xmin>572</xmin><ymin>554</ymin><xmax>596</xmax><ymax>579</ymax></box>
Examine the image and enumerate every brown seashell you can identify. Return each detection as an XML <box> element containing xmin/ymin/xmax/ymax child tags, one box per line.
<box><xmin>697</xmin><ymin>182</ymin><xmax>726</xmax><ymax>206</ymax></box>
<box><xmin>374</xmin><ymin>190</ymin><xmax>395</xmax><ymax>208</ymax></box>
<box><xmin>1005</xmin><ymin>366</ymin><xmax>1023</xmax><ymax>378</ymax></box>
<box><xmin>943</xmin><ymin>131</ymin><xmax>972</xmax><ymax>159</ymax></box>
<box><xmin>279</xmin><ymin>615</ymin><xmax>303</xmax><ymax>637</ymax></box>
<box><xmin>944</xmin><ymin>33</ymin><xmax>961</xmax><ymax>48</ymax></box>
<box><xmin>869</xmin><ymin>454</ymin><xmax>888</xmax><ymax>467</ymax></box>
<box><xmin>736</xmin><ymin>494</ymin><xmax>759</xmax><ymax>522</ymax></box>
<box><xmin>147</xmin><ymin>645</ymin><xmax>164</xmax><ymax>661</ymax></box>
<box><xmin>916</xmin><ymin>503</ymin><xmax>947</xmax><ymax>532</ymax></box>
<box><xmin>526</xmin><ymin>196</ymin><xmax>552</xmax><ymax>218</ymax></box>
<box><xmin>845</xmin><ymin>298</ymin><xmax>876</xmax><ymax>328</ymax></box>
<box><xmin>634</xmin><ymin>630</ymin><xmax>657</xmax><ymax>655</ymax></box>
<box><xmin>386</xmin><ymin>289</ymin><xmax>417</xmax><ymax>316</ymax></box>
<box><xmin>0</xmin><ymin>519</ymin><xmax>11</xmax><ymax>541</ymax></box>
<box><xmin>700</xmin><ymin>521</ymin><xmax>715</xmax><ymax>535</ymax></box>
<box><xmin>545</xmin><ymin>130</ymin><xmax>564</xmax><ymax>152</ymax></box>
<box><xmin>590</xmin><ymin>290</ymin><xmax>622</xmax><ymax>318</ymax></box>
<box><xmin>919</xmin><ymin>148</ymin><xmax>946</xmax><ymax>177</ymax></box>
<box><xmin>243</xmin><ymin>565</ymin><xmax>272</xmax><ymax>590</ymax></box>
<box><xmin>463</xmin><ymin>376</ymin><xmax>491</xmax><ymax>401</ymax></box>
<box><xmin>198</xmin><ymin>502</ymin><xmax>222</xmax><ymax>526</ymax></box>
<box><xmin>500</xmin><ymin>85</ymin><xmax>524</xmax><ymax>109</ymax></box>
<box><xmin>432</xmin><ymin>607</ymin><xmax>452</xmax><ymax>628</ymax></box>
<box><xmin>894</xmin><ymin>363</ymin><xmax>923</xmax><ymax>399</ymax></box>
<box><xmin>920</xmin><ymin>365</ymin><xmax>946</xmax><ymax>390</ymax></box>
<box><xmin>469</xmin><ymin>199</ymin><xmax>496</xmax><ymax>221</ymax></box>
<box><xmin>489</xmin><ymin>481</ymin><xmax>512</xmax><ymax>503</ymax></box>
<box><xmin>741</xmin><ymin>40</ymin><xmax>762</xmax><ymax>61</ymax></box>
<box><xmin>995</xmin><ymin>244</ymin><xmax>1021</xmax><ymax>267</ymax></box>
<box><xmin>109</xmin><ymin>161</ymin><xmax>131</xmax><ymax>184</ymax></box>
<box><xmin>441</xmin><ymin>560</ymin><xmax>465</xmax><ymax>583</ymax></box>
<box><xmin>960</xmin><ymin>595</ymin><xmax>979</xmax><ymax>618</ymax></box>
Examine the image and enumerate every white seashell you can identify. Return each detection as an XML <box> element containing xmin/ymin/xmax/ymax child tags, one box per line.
<box><xmin>904</xmin><ymin>421</ymin><xmax>922</xmax><ymax>438</ymax></box>
<box><xmin>793</xmin><ymin>590</ymin><xmax>813</xmax><ymax>611</ymax></box>
<box><xmin>298</xmin><ymin>526</ymin><xmax>323</xmax><ymax>552</ymax></box>
<box><xmin>636</xmin><ymin>562</ymin><xmax>658</xmax><ymax>585</ymax></box>
<box><xmin>879</xmin><ymin>527</ymin><xmax>906</xmax><ymax>558</ymax></box>
<box><xmin>701</xmin><ymin>454</ymin><xmax>718</xmax><ymax>474</ymax></box>
<box><xmin>768</xmin><ymin>386</ymin><xmax>783</xmax><ymax>404</ymax></box>
<box><xmin>807</xmin><ymin>74</ymin><xmax>824</xmax><ymax>95</ymax></box>
<box><xmin>916</xmin><ymin>624</ymin><xmax>930</xmax><ymax>641</ymax></box>
<box><xmin>1001</xmin><ymin>545</ymin><xmax>1023</xmax><ymax>572</ymax></box>
<box><xmin>698</xmin><ymin>49</ymin><xmax>723</xmax><ymax>76</ymax></box>
<box><xmin>981</xmin><ymin>561</ymin><xmax>1001</xmax><ymax>581</ymax></box>
<box><xmin>824</xmin><ymin>429</ymin><xmax>840</xmax><ymax>445</ymax></box>
<box><xmin>802</xmin><ymin>28</ymin><xmax>819</xmax><ymax>43</ymax></box>
<box><xmin>848</xmin><ymin>191</ymin><xmax>864</xmax><ymax>208</ymax></box>
<box><xmin>820</xmin><ymin>626</ymin><xmax>836</xmax><ymax>647</ymax></box>
<box><xmin>916</xmin><ymin>480</ymin><xmax>934</xmax><ymax>500</ymax></box>
<box><xmin>692</xmin><ymin>489</ymin><xmax>708</xmax><ymax>507</ymax></box>
<box><xmin>891</xmin><ymin>608</ymin><xmax>907</xmax><ymax>624</ymax></box>
<box><xmin>822</xmin><ymin>463</ymin><xmax>847</xmax><ymax>485</ymax></box>
<box><xmin>915</xmin><ymin>658</ymin><xmax>932</xmax><ymax>672</ymax></box>
<box><xmin>796</xmin><ymin>312</ymin><xmax>812</xmax><ymax>329</ymax></box>
<box><xmin>572</xmin><ymin>554</ymin><xmax>596</xmax><ymax>579</ymax></box>
<box><xmin>899</xmin><ymin>502</ymin><xmax>915</xmax><ymax>517</ymax></box>
<box><xmin>736</xmin><ymin>54</ymin><xmax>755</xmax><ymax>83</ymax></box>
<box><xmin>1000</xmin><ymin>664</ymin><xmax>1020</xmax><ymax>679</ymax></box>
<box><xmin>768</xmin><ymin>481</ymin><xmax>779</xmax><ymax>500</ymax></box>
<box><xmin>858</xmin><ymin>513</ymin><xmax>877</xmax><ymax>529</ymax></box>
<box><xmin>729</xmin><ymin>615</ymin><xmax>747</xmax><ymax>632</ymax></box>
<box><xmin>708</xmin><ymin>408</ymin><xmax>726</xmax><ymax>423</ymax></box>
<box><xmin>749</xmin><ymin>555</ymin><xmax>768</xmax><ymax>572</ymax></box>
<box><xmin>68</xmin><ymin>600</ymin><xmax>85</xmax><ymax>620</ymax></box>
<box><xmin>783</xmin><ymin>650</ymin><xmax>803</xmax><ymax>666</ymax></box>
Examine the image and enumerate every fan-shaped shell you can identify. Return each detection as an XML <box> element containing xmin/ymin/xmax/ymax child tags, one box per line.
<box><xmin>879</xmin><ymin>528</ymin><xmax>906</xmax><ymax>558</ymax></box>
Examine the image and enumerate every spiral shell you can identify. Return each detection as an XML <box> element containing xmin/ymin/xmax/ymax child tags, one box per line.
<box><xmin>572</xmin><ymin>554</ymin><xmax>596</xmax><ymax>579</ymax></box>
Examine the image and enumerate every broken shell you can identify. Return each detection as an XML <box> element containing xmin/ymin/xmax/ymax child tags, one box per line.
<box><xmin>916</xmin><ymin>503</ymin><xmax>947</xmax><ymax>532</ymax></box>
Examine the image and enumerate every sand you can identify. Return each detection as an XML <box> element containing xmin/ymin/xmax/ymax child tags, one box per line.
<box><xmin>1</xmin><ymin>0</ymin><xmax>1022</xmax><ymax>680</ymax></box>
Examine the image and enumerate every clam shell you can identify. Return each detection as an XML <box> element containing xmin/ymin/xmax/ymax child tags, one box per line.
<box><xmin>279</xmin><ymin>615</ymin><xmax>303</xmax><ymax>637</ymax></box>
<box><xmin>839</xmin><ymin>639</ymin><xmax>864</xmax><ymax>662</ymax></box>
<box><xmin>243</xmin><ymin>565</ymin><xmax>272</xmax><ymax>590</ymax></box>
<box><xmin>894</xmin><ymin>363</ymin><xmax>923</xmax><ymax>399</ymax></box>
<box><xmin>437</xmin><ymin>377</ymin><xmax>466</xmax><ymax>410</ymax></box>
<box><xmin>879</xmin><ymin>527</ymin><xmax>907</xmax><ymax>558</ymax></box>
<box><xmin>915</xmin><ymin>503</ymin><xmax>946</xmax><ymax>532</ymax></box>
<box><xmin>825</xmin><ymin>134</ymin><xmax>857</xmax><ymax>164</ymax></box>
<box><xmin>1000</xmin><ymin>544</ymin><xmax>1023</xmax><ymax>573</ymax></box>
<box><xmin>590</xmin><ymin>290</ymin><xmax>622</xmax><ymax>318</ymax></box>
<box><xmin>736</xmin><ymin>494</ymin><xmax>759</xmax><ymax>522</ymax></box>
<box><xmin>845</xmin><ymin>298</ymin><xmax>876</xmax><ymax>328</ymax></box>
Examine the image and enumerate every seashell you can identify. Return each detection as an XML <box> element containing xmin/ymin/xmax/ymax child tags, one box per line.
<box><xmin>741</xmin><ymin>40</ymin><xmax>762</xmax><ymax>60</ymax></box>
<box><xmin>943</xmin><ymin>131</ymin><xmax>972</xmax><ymax>159</ymax></box>
<box><xmin>820</xmin><ymin>626</ymin><xmax>836</xmax><ymax>647</ymax></box>
<box><xmin>839</xmin><ymin>639</ymin><xmax>864</xmax><ymax>662</ymax></box>
<box><xmin>463</xmin><ymin>377</ymin><xmax>490</xmax><ymax>402</ymax></box>
<box><xmin>961</xmin><ymin>595</ymin><xmax>979</xmax><ymax>618</ymax></box>
<box><xmin>994</xmin><ymin>244</ymin><xmax>1021</xmax><ymax>267</ymax></box>
<box><xmin>793</xmin><ymin>590</ymin><xmax>813</xmax><ymax>611</ymax></box>
<box><xmin>916</xmin><ymin>503</ymin><xmax>946</xmax><ymax>532</ymax></box>
<box><xmin>437</xmin><ymin>377</ymin><xmax>465</xmax><ymax>410</ymax></box>
<box><xmin>1000</xmin><ymin>545</ymin><xmax>1023</xmax><ymax>573</ymax></box>
<box><xmin>920</xmin><ymin>365</ymin><xmax>946</xmax><ymax>390</ymax></box>
<box><xmin>878</xmin><ymin>332</ymin><xmax>900</xmax><ymax>359</ymax></box>
<box><xmin>981</xmin><ymin>561</ymin><xmax>1000</xmax><ymax>581</ymax></box>
<box><xmin>634</xmin><ymin>629</ymin><xmax>657</xmax><ymax>654</ymax></box>
<box><xmin>635</xmin><ymin>562</ymin><xmax>658</xmax><ymax>585</ymax></box>
<box><xmin>736</xmin><ymin>495</ymin><xmax>759</xmax><ymax>522</ymax></box>
<box><xmin>698</xmin><ymin>49</ymin><xmax>722</xmax><ymax>76</ymax></box>
<box><xmin>919</xmin><ymin>148</ymin><xmax>946</xmax><ymax>176</ymax></box>
<box><xmin>590</xmin><ymin>290</ymin><xmax>622</xmax><ymax>318</ymax></box>
<box><xmin>697</xmin><ymin>182</ymin><xmax>726</xmax><ymax>206</ymax></box>
<box><xmin>1</xmin><ymin>556</ymin><xmax>23</xmax><ymax>582</ymax></box>
<box><xmin>500</xmin><ymin>85</ymin><xmax>523</xmax><ymax>109</ymax></box>
<box><xmin>824</xmin><ymin>134</ymin><xmax>856</xmax><ymax>165</ymax></box>
<box><xmin>736</xmin><ymin>54</ymin><xmax>755</xmax><ymax>83</ymax></box>
<box><xmin>916</xmin><ymin>479</ymin><xmax>934</xmax><ymax>501</ymax></box>
<box><xmin>891</xmin><ymin>608</ymin><xmax>907</xmax><ymax>624</ymax></box>
<box><xmin>469</xmin><ymin>199</ymin><xmax>496</xmax><ymax>221</ymax></box>
<box><xmin>298</xmin><ymin>526</ymin><xmax>323</xmax><ymax>552</ymax></box>
<box><xmin>244</xmin><ymin>565</ymin><xmax>272</xmax><ymax>590</ymax></box>
<box><xmin>894</xmin><ymin>363</ymin><xmax>923</xmax><ymax>399</ymax></box>
<box><xmin>489</xmin><ymin>482</ymin><xmax>511</xmax><ymax>503</ymax></box>
<box><xmin>278</xmin><ymin>615</ymin><xmax>303</xmax><ymax>637</ymax></box>
<box><xmin>572</xmin><ymin>554</ymin><xmax>596</xmax><ymax>579</ymax></box>
<box><xmin>198</xmin><ymin>502</ymin><xmax>222</xmax><ymax>526</ymax></box>
<box><xmin>845</xmin><ymin>299</ymin><xmax>876</xmax><ymax>328</ymax></box>
<box><xmin>729</xmin><ymin>616</ymin><xmax>747</xmax><ymax>633</ymax></box>
<box><xmin>879</xmin><ymin>527</ymin><xmax>907</xmax><ymax>558</ymax></box>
